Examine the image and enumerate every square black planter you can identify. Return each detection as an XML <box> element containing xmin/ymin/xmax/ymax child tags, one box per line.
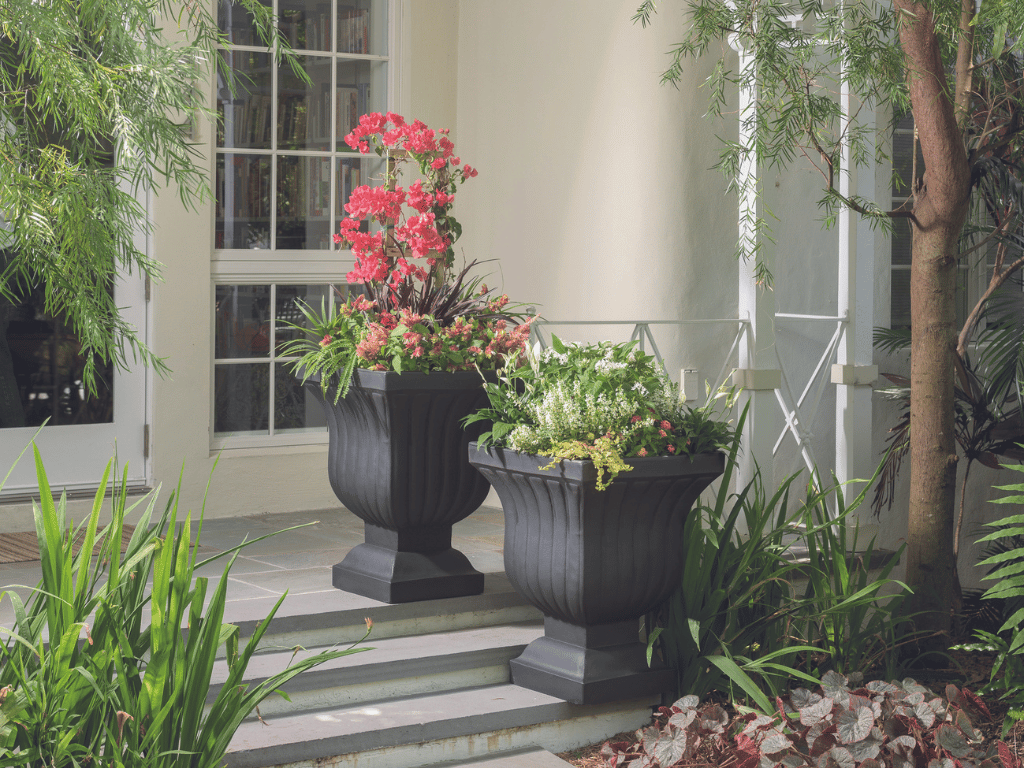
<box><xmin>307</xmin><ymin>369</ymin><xmax>492</xmax><ymax>603</ymax></box>
<box><xmin>468</xmin><ymin>443</ymin><xmax>724</xmax><ymax>704</ymax></box>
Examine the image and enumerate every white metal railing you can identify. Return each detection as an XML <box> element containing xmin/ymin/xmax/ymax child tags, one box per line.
<box><xmin>529</xmin><ymin>315</ymin><xmax>847</xmax><ymax>479</ymax></box>
<box><xmin>772</xmin><ymin>314</ymin><xmax>847</xmax><ymax>474</ymax></box>
<box><xmin>530</xmin><ymin>319</ymin><xmax>748</xmax><ymax>396</ymax></box>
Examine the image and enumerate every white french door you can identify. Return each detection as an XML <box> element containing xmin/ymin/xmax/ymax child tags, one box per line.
<box><xmin>0</xmin><ymin>194</ymin><xmax>149</xmax><ymax>498</ymax></box>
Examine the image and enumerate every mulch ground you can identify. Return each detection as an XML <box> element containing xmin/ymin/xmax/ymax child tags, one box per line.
<box><xmin>557</xmin><ymin>649</ymin><xmax>1024</xmax><ymax>768</ymax></box>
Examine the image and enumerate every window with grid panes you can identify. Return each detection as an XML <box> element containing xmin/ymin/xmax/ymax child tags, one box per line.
<box><xmin>890</xmin><ymin>114</ymin><xmax>971</xmax><ymax>330</ymax></box>
<box><xmin>212</xmin><ymin>0</ymin><xmax>391</xmax><ymax>446</ymax></box>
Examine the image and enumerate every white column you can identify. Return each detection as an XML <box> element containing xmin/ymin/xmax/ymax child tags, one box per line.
<box><xmin>834</xmin><ymin>76</ymin><xmax>878</xmax><ymax>490</ymax></box>
<box><xmin>732</xmin><ymin>41</ymin><xmax>781</xmax><ymax>493</ymax></box>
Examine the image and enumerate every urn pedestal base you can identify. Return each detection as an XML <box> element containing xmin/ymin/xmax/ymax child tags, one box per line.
<box><xmin>332</xmin><ymin>522</ymin><xmax>484</xmax><ymax>603</ymax></box>
<box><xmin>509</xmin><ymin>618</ymin><xmax>673</xmax><ymax>705</ymax></box>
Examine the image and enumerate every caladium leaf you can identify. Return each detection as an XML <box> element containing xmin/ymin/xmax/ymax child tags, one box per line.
<box><xmin>817</xmin><ymin>746</ymin><xmax>855</xmax><ymax>768</ymax></box>
<box><xmin>792</xmin><ymin>688</ymin><xmax>822</xmax><ymax>709</ymax></box>
<box><xmin>800</xmin><ymin>697</ymin><xmax>835</xmax><ymax>727</ymax></box>
<box><xmin>651</xmin><ymin>726</ymin><xmax>690</xmax><ymax>766</ymax></box>
<box><xmin>669</xmin><ymin>709</ymin><xmax>697</xmax><ymax>730</ymax></box>
<box><xmin>837</xmin><ymin>705</ymin><xmax>874</xmax><ymax>744</ymax></box>
<box><xmin>936</xmin><ymin>723</ymin><xmax>972</xmax><ymax>758</ymax></box>
<box><xmin>674</xmin><ymin>694</ymin><xmax>700</xmax><ymax>710</ymax></box>
<box><xmin>915</xmin><ymin>700</ymin><xmax>937</xmax><ymax>728</ymax></box>
<box><xmin>760</xmin><ymin>729</ymin><xmax>791</xmax><ymax>756</ymax></box>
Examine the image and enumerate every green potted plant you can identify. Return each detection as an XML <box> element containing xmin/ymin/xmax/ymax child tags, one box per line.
<box><xmin>282</xmin><ymin>112</ymin><xmax>531</xmax><ymax>604</ymax></box>
<box><xmin>465</xmin><ymin>337</ymin><xmax>735</xmax><ymax>704</ymax></box>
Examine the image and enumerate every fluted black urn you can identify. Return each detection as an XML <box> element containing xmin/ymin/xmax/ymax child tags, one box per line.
<box><xmin>306</xmin><ymin>369</ymin><xmax>491</xmax><ymax>603</ymax></box>
<box><xmin>468</xmin><ymin>443</ymin><xmax>724</xmax><ymax>705</ymax></box>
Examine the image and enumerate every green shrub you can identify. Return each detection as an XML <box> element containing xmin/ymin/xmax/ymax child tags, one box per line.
<box><xmin>971</xmin><ymin>459</ymin><xmax>1024</xmax><ymax>736</ymax></box>
<box><xmin>651</xmin><ymin>411</ymin><xmax>913</xmax><ymax>709</ymax></box>
<box><xmin>0</xmin><ymin>447</ymin><xmax>369</xmax><ymax>767</ymax></box>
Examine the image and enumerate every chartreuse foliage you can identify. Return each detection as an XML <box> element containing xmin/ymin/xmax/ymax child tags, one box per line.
<box><xmin>970</xmin><ymin>460</ymin><xmax>1024</xmax><ymax>735</ymax></box>
<box><xmin>653</xmin><ymin>410</ymin><xmax>913</xmax><ymax>708</ymax></box>
<box><xmin>467</xmin><ymin>336</ymin><xmax>737</xmax><ymax>489</ymax></box>
<box><xmin>0</xmin><ymin>448</ymin><xmax>368</xmax><ymax>767</ymax></box>
<box><xmin>602</xmin><ymin>672</ymin><xmax>1020</xmax><ymax>768</ymax></box>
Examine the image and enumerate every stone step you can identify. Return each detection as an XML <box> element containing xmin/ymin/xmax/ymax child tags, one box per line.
<box><xmin>434</xmin><ymin>747</ymin><xmax>574</xmax><ymax>767</ymax></box>
<box><xmin>211</xmin><ymin>621</ymin><xmax>544</xmax><ymax>716</ymax></box>
<box><xmin>224</xmin><ymin>683</ymin><xmax>655</xmax><ymax>768</ymax></box>
<box><xmin>222</xmin><ymin>572</ymin><xmax>541</xmax><ymax>651</ymax></box>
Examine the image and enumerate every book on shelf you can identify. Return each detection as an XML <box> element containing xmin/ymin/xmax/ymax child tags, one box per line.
<box><xmin>336</xmin><ymin>86</ymin><xmax>359</xmax><ymax>142</ymax></box>
<box><xmin>338</xmin><ymin>7</ymin><xmax>369</xmax><ymax>53</ymax></box>
<box><xmin>308</xmin><ymin>160</ymin><xmax>330</xmax><ymax>216</ymax></box>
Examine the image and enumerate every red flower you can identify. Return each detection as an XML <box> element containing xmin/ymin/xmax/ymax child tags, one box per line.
<box><xmin>666</xmin><ymin>445</ymin><xmax>676</xmax><ymax>454</ymax></box>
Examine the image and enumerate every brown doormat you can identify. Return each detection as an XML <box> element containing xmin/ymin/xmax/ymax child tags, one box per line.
<box><xmin>0</xmin><ymin>525</ymin><xmax>136</xmax><ymax>564</ymax></box>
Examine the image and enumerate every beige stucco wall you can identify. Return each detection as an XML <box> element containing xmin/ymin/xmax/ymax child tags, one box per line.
<box><xmin>455</xmin><ymin>0</ymin><xmax>738</xmax><ymax>385</ymax></box>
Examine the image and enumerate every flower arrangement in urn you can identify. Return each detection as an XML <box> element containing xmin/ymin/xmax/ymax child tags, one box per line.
<box><xmin>466</xmin><ymin>336</ymin><xmax>737</xmax><ymax>489</ymax></box>
<box><xmin>282</xmin><ymin>112</ymin><xmax>532</xmax><ymax>395</ymax></box>
<box><xmin>465</xmin><ymin>338</ymin><xmax>737</xmax><ymax>703</ymax></box>
<box><xmin>282</xmin><ymin>113</ymin><xmax>532</xmax><ymax>604</ymax></box>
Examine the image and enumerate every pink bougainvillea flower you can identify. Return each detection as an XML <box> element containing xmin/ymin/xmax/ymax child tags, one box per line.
<box><xmin>406</xmin><ymin>180</ymin><xmax>433</xmax><ymax>213</ymax></box>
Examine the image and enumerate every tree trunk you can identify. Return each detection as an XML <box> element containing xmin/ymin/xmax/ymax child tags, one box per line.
<box><xmin>894</xmin><ymin>0</ymin><xmax>972</xmax><ymax>641</ymax></box>
<box><xmin>907</xmin><ymin>221</ymin><xmax>962</xmax><ymax>640</ymax></box>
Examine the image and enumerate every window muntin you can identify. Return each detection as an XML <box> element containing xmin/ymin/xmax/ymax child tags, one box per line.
<box><xmin>212</xmin><ymin>0</ymin><xmax>392</xmax><ymax>448</ymax></box>
<box><xmin>213</xmin><ymin>283</ymin><xmax>350</xmax><ymax>443</ymax></box>
<box><xmin>214</xmin><ymin>0</ymin><xmax>389</xmax><ymax>257</ymax></box>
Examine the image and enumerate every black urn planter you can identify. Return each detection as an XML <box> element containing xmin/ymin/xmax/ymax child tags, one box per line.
<box><xmin>467</xmin><ymin>443</ymin><xmax>724</xmax><ymax>705</ymax></box>
<box><xmin>306</xmin><ymin>369</ymin><xmax>492</xmax><ymax>603</ymax></box>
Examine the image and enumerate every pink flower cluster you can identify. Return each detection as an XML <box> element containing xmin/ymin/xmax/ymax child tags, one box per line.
<box><xmin>337</xmin><ymin>113</ymin><xmax>479</xmax><ymax>294</ymax></box>
<box><xmin>346</xmin><ymin>303</ymin><xmax>535</xmax><ymax>371</ymax></box>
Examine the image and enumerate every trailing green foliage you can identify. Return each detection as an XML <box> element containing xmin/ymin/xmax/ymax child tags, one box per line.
<box><xmin>970</xmin><ymin>460</ymin><xmax>1024</xmax><ymax>735</ymax></box>
<box><xmin>466</xmin><ymin>336</ymin><xmax>737</xmax><ymax>489</ymax></box>
<box><xmin>0</xmin><ymin>449</ymin><xmax>368</xmax><ymax>767</ymax></box>
<box><xmin>652</xmin><ymin>412</ymin><xmax>913</xmax><ymax>706</ymax></box>
<box><xmin>601</xmin><ymin>672</ymin><xmax>1021</xmax><ymax>768</ymax></box>
<box><xmin>0</xmin><ymin>0</ymin><xmax>296</xmax><ymax>390</ymax></box>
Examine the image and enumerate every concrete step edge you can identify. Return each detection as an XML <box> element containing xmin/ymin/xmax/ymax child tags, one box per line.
<box><xmin>208</xmin><ymin>621</ymin><xmax>543</xmax><ymax>702</ymax></box>
<box><xmin>428</xmin><ymin>747</ymin><xmax>573</xmax><ymax>767</ymax></box>
<box><xmin>223</xmin><ymin>683</ymin><xmax>657</xmax><ymax>768</ymax></box>
<box><xmin>224</xmin><ymin>573</ymin><xmax>540</xmax><ymax>647</ymax></box>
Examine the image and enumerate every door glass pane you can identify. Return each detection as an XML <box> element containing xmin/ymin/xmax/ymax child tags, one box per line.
<box><xmin>217</xmin><ymin>0</ymin><xmax>272</xmax><ymax>44</ymax></box>
<box><xmin>335</xmin><ymin>60</ymin><xmax>387</xmax><ymax>150</ymax></box>
<box><xmin>216</xmin><ymin>154</ymin><xmax>272</xmax><ymax>249</ymax></box>
<box><xmin>215</xmin><ymin>285</ymin><xmax>272</xmax><ymax>359</ymax></box>
<box><xmin>214</xmin><ymin>364</ymin><xmax>269</xmax><ymax>434</ymax></box>
<box><xmin>1</xmin><ymin>285</ymin><xmax>113</xmax><ymax>428</ymax></box>
<box><xmin>338</xmin><ymin>1</ymin><xmax>387</xmax><ymax>55</ymax></box>
<box><xmin>278</xmin><ymin>55</ymin><xmax>333</xmax><ymax>152</ymax></box>
<box><xmin>274</xmin><ymin>362</ymin><xmax>326</xmax><ymax>432</ymax></box>
<box><xmin>276</xmin><ymin>156</ymin><xmax>333</xmax><ymax>249</ymax></box>
<box><xmin>217</xmin><ymin>51</ymin><xmax>273</xmax><ymax>150</ymax></box>
<box><xmin>275</xmin><ymin>284</ymin><xmax>335</xmax><ymax>350</ymax></box>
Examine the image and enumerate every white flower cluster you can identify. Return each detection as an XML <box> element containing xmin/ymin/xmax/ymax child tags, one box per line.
<box><xmin>506</xmin><ymin>378</ymin><xmax>669</xmax><ymax>453</ymax></box>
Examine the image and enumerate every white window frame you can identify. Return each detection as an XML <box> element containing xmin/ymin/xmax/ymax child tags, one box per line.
<box><xmin>211</xmin><ymin>0</ymin><xmax>399</xmax><ymax>450</ymax></box>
